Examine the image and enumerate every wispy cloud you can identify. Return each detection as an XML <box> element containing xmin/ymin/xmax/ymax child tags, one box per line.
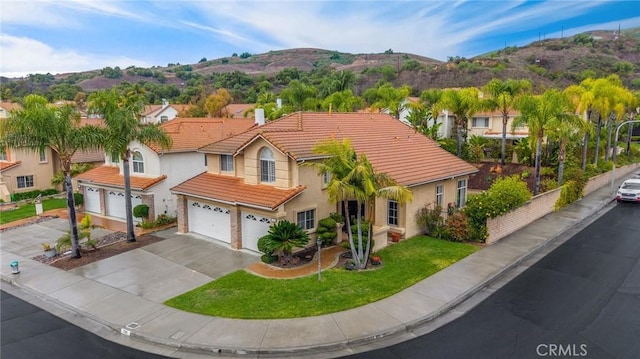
<box><xmin>0</xmin><ymin>34</ymin><xmax>150</xmax><ymax>77</ymax></box>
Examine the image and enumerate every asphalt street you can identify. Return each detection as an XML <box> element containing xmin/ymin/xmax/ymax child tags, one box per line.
<box><xmin>1</xmin><ymin>289</ymin><xmax>170</xmax><ymax>359</ymax></box>
<box><xmin>346</xmin><ymin>203</ymin><xmax>640</xmax><ymax>359</ymax></box>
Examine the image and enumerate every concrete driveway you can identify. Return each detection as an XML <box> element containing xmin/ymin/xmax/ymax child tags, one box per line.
<box><xmin>1</xmin><ymin>218</ymin><xmax>259</xmax><ymax>303</ymax></box>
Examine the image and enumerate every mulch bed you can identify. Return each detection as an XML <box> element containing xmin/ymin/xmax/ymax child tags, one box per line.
<box><xmin>32</xmin><ymin>232</ymin><xmax>165</xmax><ymax>271</ymax></box>
<box><xmin>468</xmin><ymin>162</ymin><xmax>540</xmax><ymax>192</ymax></box>
<box><xmin>269</xmin><ymin>246</ymin><xmax>318</xmax><ymax>268</ymax></box>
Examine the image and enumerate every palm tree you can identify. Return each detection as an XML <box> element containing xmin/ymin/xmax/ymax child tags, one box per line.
<box><xmin>434</xmin><ymin>87</ymin><xmax>482</xmax><ymax>158</ymax></box>
<box><xmin>321</xmin><ymin>90</ymin><xmax>365</xmax><ymax>112</ymax></box>
<box><xmin>51</xmin><ymin>163</ymin><xmax>94</xmax><ymax>187</ymax></box>
<box><xmin>88</xmin><ymin>89</ymin><xmax>172</xmax><ymax>242</ymax></box>
<box><xmin>547</xmin><ymin>95</ymin><xmax>591</xmax><ymax>185</ymax></box>
<box><xmin>365</xmin><ymin>83</ymin><xmax>411</xmax><ymax>120</ymax></box>
<box><xmin>564</xmin><ymin>81</ymin><xmax>596</xmax><ymax>170</ymax></box>
<box><xmin>517</xmin><ymin>89</ymin><xmax>569</xmax><ymax>195</ymax></box>
<box><xmin>260</xmin><ymin>220</ymin><xmax>309</xmax><ymax>265</ymax></box>
<box><xmin>482</xmin><ymin>78</ymin><xmax>532</xmax><ymax>165</ymax></box>
<box><xmin>308</xmin><ymin>139</ymin><xmax>412</xmax><ymax>269</ymax></box>
<box><xmin>1</xmin><ymin>95</ymin><xmax>103</xmax><ymax>258</ymax></box>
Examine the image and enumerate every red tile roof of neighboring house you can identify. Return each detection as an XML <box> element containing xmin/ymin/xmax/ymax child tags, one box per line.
<box><xmin>71</xmin><ymin>149</ymin><xmax>104</xmax><ymax>163</ymax></box>
<box><xmin>200</xmin><ymin>112</ymin><xmax>478</xmax><ymax>187</ymax></box>
<box><xmin>147</xmin><ymin>117</ymin><xmax>256</xmax><ymax>153</ymax></box>
<box><xmin>142</xmin><ymin>104</ymin><xmax>164</xmax><ymax>116</ymax></box>
<box><xmin>171</xmin><ymin>172</ymin><xmax>306</xmax><ymax>210</ymax></box>
<box><xmin>76</xmin><ymin>166</ymin><xmax>166</xmax><ymax>191</ymax></box>
<box><xmin>0</xmin><ymin>161</ymin><xmax>21</xmax><ymax>172</ymax></box>
<box><xmin>0</xmin><ymin>102</ymin><xmax>23</xmax><ymax>112</ymax></box>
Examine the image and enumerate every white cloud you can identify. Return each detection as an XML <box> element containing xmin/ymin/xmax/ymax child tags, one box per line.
<box><xmin>0</xmin><ymin>34</ymin><xmax>151</xmax><ymax>78</ymax></box>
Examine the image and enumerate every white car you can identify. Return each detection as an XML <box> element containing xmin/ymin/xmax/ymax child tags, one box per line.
<box><xmin>616</xmin><ymin>178</ymin><xmax>640</xmax><ymax>203</ymax></box>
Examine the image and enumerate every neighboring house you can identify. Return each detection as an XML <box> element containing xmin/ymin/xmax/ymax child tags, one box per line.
<box><xmin>383</xmin><ymin>98</ymin><xmax>455</xmax><ymax>140</ymax></box>
<box><xmin>76</xmin><ymin>117</ymin><xmax>256</xmax><ymax>222</ymax></box>
<box><xmin>1</xmin><ymin>102</ymin><xmax>60</xmax><ymax>197</ymax></box>
<box><xmin>467</xmin><ymin>110</ymin><xmax>529</xmax><ymax>141</ymax></box>
<box><xmin>140</xmin><ymin>99</ymin><xmax>191</xmax><ymax>124</ymax></box>
<box><xmin>171</xmin><ymin>111</ymin><xmax>478</xmax><ymax>253</ymax></box>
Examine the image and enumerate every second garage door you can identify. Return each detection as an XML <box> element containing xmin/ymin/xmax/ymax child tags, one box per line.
<box><xmin>188</xmin><ymin>200</ymin><xmax>231</xmax><ymax>243</ymax></box>
<box><xmin>241</xmin><ymin>212</ymin><xmax>273</xmax><ymax>252</ymax></box>
<box><xmin>106</xmin><ymin>191</ymin><xmax>142</xmax><ymax>220</ymax></box>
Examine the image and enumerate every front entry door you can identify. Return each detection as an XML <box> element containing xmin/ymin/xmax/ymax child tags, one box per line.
<box><xmin>341</xmin><ymin>200</ymin><xmax>366</xmax><ymax>230</ymax></box>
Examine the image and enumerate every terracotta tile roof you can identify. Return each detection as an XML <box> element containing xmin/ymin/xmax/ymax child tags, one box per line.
<box><xmin>171</xmin><ymin>172</ymin><xmax>306</xmax><ymax>210</ymax></box>
<box><xmin>142</xmin><ymin>104</ymin><xmax>163</xmax><ymax>116</ymax></box>
<box><xmin>223</xmin><ymin>104</ymin><xmax>254</xmax><ymax>118</ymax></box>
<box><xmin>147</xmin><ymin>117</ymin><xmax>256</xmax><ymax>153</ymax></box>
<box><xmin>76</xmin><ymin>166</ymin><xmax>166</xmax><ymax>191</ymax></box>
<box><xmin>200</xmin><ymin>112</ymin><xmax>478</xmax><ymax>186</ymax></box>
<box><xmin>0</xmin><ymin>102</ymin><xmax>23</xmax><ymax>112</ymax></box>
<box><xmin>71</xmin><ymin>149</ymin><xmax>104</xmax><ymax>163</ymax></box>
<box><xmin>0</xmin><ymin>161</ymin><xmax>21</xmax><ymax>172</ymax></box>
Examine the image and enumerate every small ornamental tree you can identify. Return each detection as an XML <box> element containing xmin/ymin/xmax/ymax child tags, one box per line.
<box><xmin>133</xmin><ymin>204</ymin><xmax>150</xmax><ymax>220</ymax></box>
<box><xmin>261</xmin><ymin>220</ymin><xmax>309</xmax><ymax>265</ymax></box>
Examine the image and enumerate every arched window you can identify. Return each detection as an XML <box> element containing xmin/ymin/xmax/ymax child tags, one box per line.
<box><xmin>259</xmin><ymin>147</ymin><xmax>275</xmax><ymax>183</ymax></box>
<box><xmin>132</xmin><ymin>151</ymin><xmax>144</xmax><ymax>173</ymax></box>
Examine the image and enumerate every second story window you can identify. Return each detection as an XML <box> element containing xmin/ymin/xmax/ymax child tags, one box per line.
<box><xmin>322</xmin><ymin>171</ymin><xmax>331</xmax><ymax>187</ymax></box>
<box><xmin>220</xmin><ymin>154</ymin><xmax>233</xmax><ymax>171</ymax></box>
<box><xmin>472</xmin><ymin>117</ymin><xmax>489</xmax><ymax>128</ymax></box>
<box><xmin>39</xmin><ymin>148</ymin><xmax>47</xmax><ymax>162</ymax></box>
<box><xmin>259</xmin><ymin>147</ymin><xmax>275</xmax><ymax>183</ymax></box>
<box><xmin>132</xmin><ymin>151</ymin><xmax>144</xmax><ymax>173</ymax></box>
<box><xmin>160</xmin><ymin>115</ymin><xmax>168</xmax><ymax>123</ymax></box>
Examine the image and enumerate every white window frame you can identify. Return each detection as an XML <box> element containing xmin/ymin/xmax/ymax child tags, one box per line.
<box><xmin>387</xmin><ymin>200</ymin><xmax>399</xmax><ymax>226</ymax></box>
<box><xmin>220</xmin><ymin>154</ymin><xmax>234</xmax><ymax>172</ymax></box>
<box><xmin>17</xmin><ymin>175</ymin><xmax>34</xmax><ymax>189</ymax></box>
<box><xmin>297</xmin><ymin>209</ymin><xmax>316</xmax><ymax>230</ymax></box>
<box><xmin>160</xmin><ymin>115</ymin><xmax>168</xmax><ymax>123</ymax></box>
<box><xmin>472</xmin><ymin>117</ymin><xmax>489</xmax><ymax>128</ymax></box>
<box><xmin>111</xmin><ymin>152</ymin><xmax>120</xmax><ymax>164</ymax></box>
<box><xmin>39</xmin><ymin>148</ymin><xmax>47</xmax><ymax>163</ymax></box>
<box><xmin>456</xmin><ymin>179</ymin><xmax>467</xmax><ymax>208</ymax></box>
<box><xmin>322</xmin><ymin>171</ymin><xmax>331</xmax><ymax>187</ymax></box>
<box><xmin>0</xmin><ymin>148</ymin><xmax>7</xmax><ymax>161</ymax></box>
<box><xmin>132</xmin><ymin>151</ymin><xmax>144</xmax><ymax>173</ymax></box>
<box><xmin>259</xmin><ymin>147</ymin><xmax>275</xmax><ymax>183</ymax></box>
<box><xmin>436</xmin><ymin>184</ymin><xmax>444</xmax><ymax>207</ymax></box>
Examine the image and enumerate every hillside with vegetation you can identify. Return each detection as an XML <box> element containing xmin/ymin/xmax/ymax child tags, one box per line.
<box><xmin>1</xmin><ymin>28</ymin><xmax>638</xmax><ymax>105</ymax></box>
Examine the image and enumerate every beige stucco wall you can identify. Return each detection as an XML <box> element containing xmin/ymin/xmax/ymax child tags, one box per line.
<box><xmin>242</xmin><ymin>139</ymin><xmax>290</xmax><ymax>187</ymax></box>
<box><xmin>1</xmin><ymin>147</ymin><xmax>57</xmax><ymax>193</ymax></box>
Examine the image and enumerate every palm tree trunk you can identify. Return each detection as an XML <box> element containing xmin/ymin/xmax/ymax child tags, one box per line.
<box><xmin>605</xmin><ymin>118</ymin><xmax>613</xmax><ymax>161</ymax></box>
<box><xmin>534</xmin><ymin>136</ymin><xmax>542</xmax><ymax>196</ymax></box>
<box><xmin>343</xmin><ymin>201</ymin><xmax>356</xmax><ymax>264</ymax></box>
<box><xmin>123</xmin><ymin>150</ymin><xmax>136</xmax><ymax>242</ymax></box>
<box><xmin>501</xmin><ymin>115</ymin><xmax>508</xmax><ymax>166</ymax></box>
<box><xmin>594</xmin><ymin>114</ymin><xmax>602</xmax><ymax>165</ymax></box>
<box><xmin>581</xmin><ymin>132</ymin><xmax>589</xmax><ymax>170</ymax></box>
<box><xmin>64</xmin><ymin>172</ymin><xmax>81</xmax><ymax>258</ymax></box>
<box><xmin>558</xmin><ymin>141</ymin><xmax>566</xmax><ymax>185</ymax></box>
<box><xmin>456</xmin><ymin>121</ymin><xmax>463</xmax><ymax>158</ymax></box>
<box><xmin>355</xmin><ymin>200</ymin><xmax>364</xmax><ymax>266</ymax></box>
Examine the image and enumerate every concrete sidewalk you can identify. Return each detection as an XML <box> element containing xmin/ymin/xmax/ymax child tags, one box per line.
<box><xmin>0</xmin><ymin>175</ymin><xmax>634</xmax><ymax>358</ymax></box>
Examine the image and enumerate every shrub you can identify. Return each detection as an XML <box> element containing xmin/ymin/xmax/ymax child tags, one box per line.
<box><xmin>342</xmin><ymin>237</ymin><xmax>375</xmax><ymax>254</ymax></box>
<box><xmin>316</xmin><ymin>217</ymin><xmax>337</xmax><ymax>246</ymax></box>
<box><xmin>257</xmin><ymin>235</ymin><xmax>275</xmax><ymax>256</ymax></box>
<box><xmin>443</xmin><ymin>211</ymin><xmax>471</xmax><ymax>242</ymax></box>
<box><xmin>415</xmin><ymin>203</ymin><xmax>444</xmax><ymax>237</ymax></box>
<box><xmin>41</xmin><ymin>188</ymin><xmax>58</xmax><ymax>196</ymax></box>
<box><xmin>133</xmin><ymin>204</ymin><xmax>150</xmax><ymax>219</ymax></box>
<box><xmin>73</xmin><ymin>192</ymin><xmax>84</xmax><ymax>206</ymax></box>
<box><xmin>262</xmin><ymin>220</ymin><xmax>309</xmax><ymax>264</ymax></box>
<box><xmin>155</xmin><ymin>214</ymin><xmax>176</xmax><ymax>225</ymax></box>
<box><xmin>540</xmin><ymin>178</ymin><xmax>559</xmax><ymax>192</ymax></box>
<box><xmin>555</xmin><ymin>180</ymin><xmax>583</xmax><ymax>210</ymax></box>
<box><xmin>329</xmin><ymin>212</ymin><xmax>345</xmax><ymax>223</ymax></box>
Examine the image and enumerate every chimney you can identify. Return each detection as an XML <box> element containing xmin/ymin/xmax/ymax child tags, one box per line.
<box><xmin>276</xmin><ymin>98</ymin><xmax>282</xmax><ymax>109</ymax></box>
<box><xmin>161</xmin><ymin>98</ymin><xmax>168</xmax><ymax>107</ymax></box>
<box><xmin>255</xmin><ymin>108</ymin><xmax>265</xmax><ymax>126</ymax></box>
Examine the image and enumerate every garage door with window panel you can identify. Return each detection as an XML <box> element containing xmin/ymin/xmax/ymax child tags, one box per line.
<box><xmin>84</xmin><ymin>187</ymin><xmax>101</xmax><ymax>214</ymax></box>
<box><xmin>241</xmin><ymin>212</ymin><xmax>273</xmax><ymax>252</ymax></box>
<box><xmin>187</xmin><ymin>200</ymin><xmax>231</xmax><ymax>243</ymax></box>
<box><xmin>106</xmin><ymin>191</ymin><xmax>142</xmax><ymax>220</ymax></box>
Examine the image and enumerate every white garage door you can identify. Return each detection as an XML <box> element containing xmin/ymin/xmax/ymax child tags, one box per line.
<box><xmin>188</xmin><ymin>200</ymin><xmax>231</xmax><ymax>243</ymax></box>
<box><xmin>241</xmin><ymin>212</ymin><xmax>273</xmax><ymax>252</ymax></box>
<box><xmin>106</xmin><ymin>191</ymin><xmax>142</xmax><ymax>220</ymax></box>
<box><xmin>84</xmin><ymin>187</ymin><xmax>100</xmax><ymax>214</ymax></box>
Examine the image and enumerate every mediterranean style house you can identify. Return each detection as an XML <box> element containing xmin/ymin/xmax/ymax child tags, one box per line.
<box><xmin>467</xmin><ymin>110</ymin><xmax>528</xmax><ymax>141</ymax></box>
<box><xmin>171</xmin><ymin>111</ymin><xmax>478</xmax><ymax>253</ymax></box>
<box><xmin>76</xmin><ymin>117</ymin><xmax>256</xmax><ymax>222</ymax></box>
<box><xmin>140</xmin><ymin>99</ymin><xmax>191</xmax><ymax>124</ymax></box>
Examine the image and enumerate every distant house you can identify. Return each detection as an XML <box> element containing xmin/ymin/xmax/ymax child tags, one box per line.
<box><xmin>171</xmin><ymin>111</ymin><xmax>477</xmax><ymax>253</ymax></box>
<box><xmin>223</xmin><ymin>103</ymin><xmax>255</xmax><ymax>118</ymax></box>
<box><xmin>77</xmin><ymin>117</ymin><xmax>256</xmax><ymax>222</ymax></box>
<box><xmin>140</xmin><ymin>99</ymin><xmax>191</xmax><ymax>124</ymax></box>
<box><xmin>466</xmin><ymin>110</ymin><xmax>528</xmax><ymax>141</ymax></box>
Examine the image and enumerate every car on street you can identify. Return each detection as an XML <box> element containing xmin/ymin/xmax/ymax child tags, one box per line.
<box><xmin>616</xmin><ymin>178</ymin><xmax>640</xmax><ymax>203</ymax></box>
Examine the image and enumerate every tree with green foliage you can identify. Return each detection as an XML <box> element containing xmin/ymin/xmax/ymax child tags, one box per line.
<box><xmin>308</xmin><ymin>139</ymin><xmax>413</xmax><ymax>269</ymax></box>
<box><xmin>434</xmin><ymin>87</ymin><xmax>482</xmax><ymax>158</ymax></box>
<box><xmin>364</xmin><ymin>83</ymin><xmax>411</xmax><ymax>120</ymax></box>
<box><xmin>321</xmin><ymin>90</ymin><xmax>364</xmax><ymax>112</ymax></box>
<box><xmin>88</xmin><ymin>89</ymin><xmax>172</xmax><ymax>242</ymax></box>
<box><xmin>260</xmin><ymin>220</ymin><xmax>309</xmax><ymax>265</ymax></box>
<box><xmin>1</xmin><ymin>95</ymin><xmax>103</xmax><ymax>258</ymax></box>
<box><xmin>279</xmin><ymin>80</ymin><xmax>318</xmax><ymax>111</ymax></box>
<box><xmin>482</xmin><ymin>78</ymin><xmax>532</xmax><ymax>165</ymax></box>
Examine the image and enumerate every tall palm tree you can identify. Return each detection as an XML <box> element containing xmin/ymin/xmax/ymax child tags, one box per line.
<box><xmin>517</xmin><ymin>89</ymin><xmax>568</xmax><ymax>195</ymax></box>
<box><xmin>482</xmin><ymin>78</ymin><xmax>532</xmax><ymax>165</ymax></box>
<box><xmin>1</xmin><ymin>95</ymin><xmax>103</xmax><ymax>258</ymax></box>
<box><xmin>308</xmin><ymin>139</ymin><xmax>412</xmax><ymax>269</ymax></box>
<box><xmin>365</xmin><ymin>83</ymin><xmax>411</xmax><ymax>120</ymax></box>
<box><xmin>586</xmin><ymin>75</ymin><xmax>622</xmax><ymax>165</ymax></box>
<box><xmin>547</xmin><ymin>95</ymin><xmax>591</xmax><ymax>185</ymax></box>
<box><xmin>88</xmin><ymin>89</ymin><xmax>172</xmax><ymax>242</ymax></box>
<box><xmin>564</xmin><ymin>81</ymin><xmax>596</xmax><ymax>170</ymax></box>
<box><xmin>321</xmin><ymin>90</ymin><xmax>365</xmax><ymax>112</ymax></box>
<box><xmin>434</xmin><ymin>87</ymin><xmax>482</xmax><ymax>158</ymax></box>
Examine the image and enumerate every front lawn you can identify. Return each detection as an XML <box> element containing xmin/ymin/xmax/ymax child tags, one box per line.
<box><xmin>165</xmin><ymin>236</ymin><xmax>479</xmax><ymax>319</ymax></box>
<box><xmin>0</xmin><ymin>198</ymin><xmax>67</xmax><ymax>225</ymax></box>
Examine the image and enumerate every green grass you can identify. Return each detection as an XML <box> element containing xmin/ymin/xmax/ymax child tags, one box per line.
<box><xmin>0</xmin><ymin>198</ymin><xmax>67</xmax><ymax>225</ymax></box>
<box><xmin>165</xmin><ymin>236</ymin><xmax>479</xmax><ymax>319</ymax></box>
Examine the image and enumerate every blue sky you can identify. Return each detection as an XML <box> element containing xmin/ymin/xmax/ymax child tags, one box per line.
<box><xmin>1</xmin><ymin>0</ymin><xmax>638</xmax><ymax>78</ymax></box>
